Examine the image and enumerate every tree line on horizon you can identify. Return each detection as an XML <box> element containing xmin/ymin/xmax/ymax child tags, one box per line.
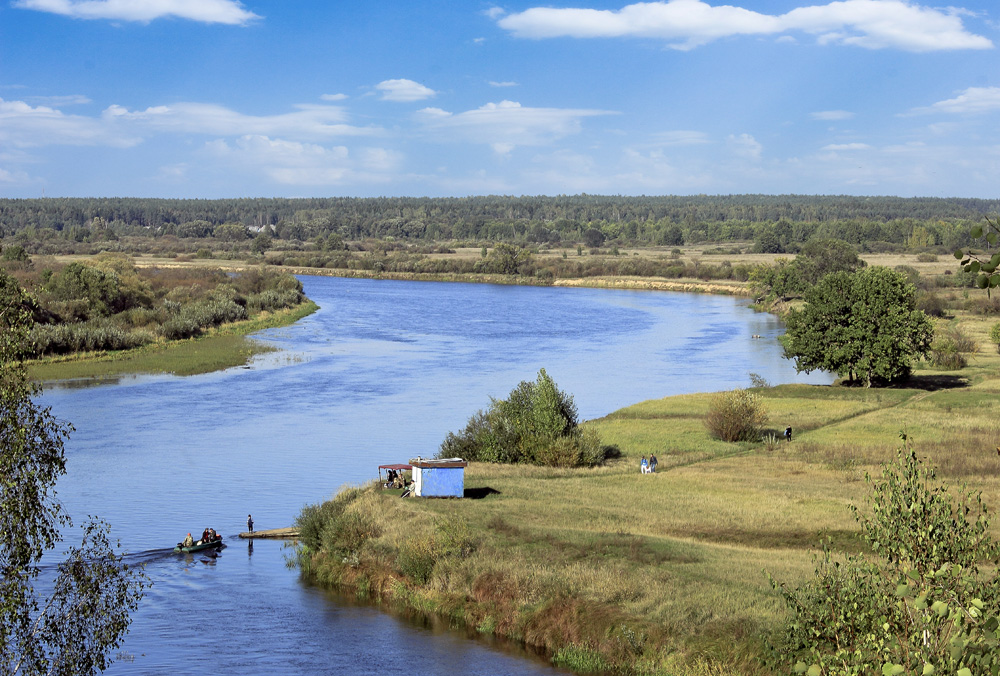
<box><xmin>0</xmin><ymin>194</ymin><xmax>994</xmax><ymax>253</ymax></box>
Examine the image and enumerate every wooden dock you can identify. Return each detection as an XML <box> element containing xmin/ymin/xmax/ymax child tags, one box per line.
<box><xmin>238</xmin><ymin>527</ymin><xmax>299</xmax><ymax>540</ymax></box>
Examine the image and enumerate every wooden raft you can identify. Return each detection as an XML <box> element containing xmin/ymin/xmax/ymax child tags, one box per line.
<box><xmin>238</xmin><ymin>527</ymin><xmax>299</xmax><ymax>539</ymax></box>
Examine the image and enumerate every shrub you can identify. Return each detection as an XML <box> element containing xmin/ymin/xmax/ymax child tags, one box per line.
<box><xmin>916</xmin><ymin>291</ymin><xmax>947</xmax><ymax>317</ymax></box>
<box><xmin>916</xmin><ymin>252</ymin><xmax>938</xmax><ymax>262</ymax></box>
<box><xmin>322</xmin><ymin>511</ymin><xmax>381</xmax><ymax>558</ymax></box>
<box><xmin>990</xmin><ymin>322</ymin><xmax>1000</xmax><ymax>354</ymax></box>
<box><xmin>769</xmin><ymin>441</ymin><xmax>1000</xmax><ymax>675</ymax></box>
<box><xmin>704</xmin><ymin>388</ymin><xmax>769</xmax><ymax>442</ymax></box>
<box><xmin>396</xmin><ymin>539</ymin><xmax>436</xmax><ymax>584</ymax></box>
<box><xmin>439</xmin><ymin>369</ymin><xmax>609</xmax><ymax>467</ymax></box>
<box><xmin>294</xmin><ymin>485</ymin><xmax>366</xmax><ymax>552</ymax></box>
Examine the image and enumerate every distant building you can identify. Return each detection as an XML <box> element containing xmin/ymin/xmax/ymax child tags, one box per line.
<box><xmin>409</xmin><ymin>457</ymin><xmax>467</xmax><ymax>498</ymax></box>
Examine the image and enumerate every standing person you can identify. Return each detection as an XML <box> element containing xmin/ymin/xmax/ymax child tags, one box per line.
<box><xmin>784</xmin><ymin>427</ymin><xmax>792</xmax><ymax>442</ymax></box>
<box><xmin>649</xmin><ymin>454</ymin><xmax>657</xmax><ymax>473</ymax></box>
<box><xmin>640</xmin><ymin>456</ymin><xmax>648</xmax><ymax>473</ymax></box>
<box><xmin>247</xmin><ymin>514</ymin><xmax>254</xmax><ymax>533</ymax></box>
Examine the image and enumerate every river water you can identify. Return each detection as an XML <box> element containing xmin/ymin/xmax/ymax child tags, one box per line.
<box><xmin>38</xmin><ymin>276</ymin><xmax>831</xmax><ymax>675</ymax></box>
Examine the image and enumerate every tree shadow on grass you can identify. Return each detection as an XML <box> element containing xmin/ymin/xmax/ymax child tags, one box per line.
<box><xmin>837</xmin><ymin>374</ymin><xmax>969</xmax><ymax>391</ymax></box>
<box><xmin>464</xmin><ymin>487</ymin><xmax>501</xmax><ymax>500</ymax></box>
<box><xmin>892</xmin><ymin>374</ymin><xmax>969</xmax><ymax>391</ymax></box>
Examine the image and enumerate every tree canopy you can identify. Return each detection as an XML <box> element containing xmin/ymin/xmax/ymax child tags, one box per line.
<box><xmin>0</xmin><ymin>269</ymin><xmax>147</xmax><ymax>675</ymax></box>
<box><xmin>783</xmin><ymin>266</ymin><xmax>933</xmax><ymax>387</ymax></box>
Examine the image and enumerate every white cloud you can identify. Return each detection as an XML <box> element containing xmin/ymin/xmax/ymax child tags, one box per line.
<box><xmin>727</xmin><ymin>133</ymin><xmax>762</xmax><ymax>159</ymax></box>
<box><xmin>375</xmin><ymin>79</ymin><xmax>437</xmax><ymax>102</ymax></box>
<box><xmin>650</xmin><ymin>130</ymin><xmax>710</xmax><ymax>146</ymax></box>
<box><xmin>0</xmin><ymin>97</ymin><xmax>139</xmax><ymax>148</ymax></box>
<box><xmin>27</xmin><ymin>94</ymin><xmax>92</xmax><ymax>106</ymax></box>
<box><xmin>811</xmin><ymin>109</ymin><xmax>855</xmax><ymax>120</ymax></box>
<box><xmin>205</xmin><ymin>135</ymin><xmax>402</xmax><ymax>186</ymax></box>
<box><xmin>821</xmin><ymin>142</ymin><xmax>870</xmax><ymax>150</ymax></box>
<box><xmin>321</xmin><ymin>93</ymin><xmax>349</xmax><ymax>102</ymax></box>
<box><xmin>415</xmin><ymin>100</ymin><xmax>615</xmax><ymax>153</ymax></box>
<box><xmin>12</xmin><ymin>0</ymin><xmax>260</xmax><ymax>25</ymax></box>
<box><xmin>0</xmin><ymin>98</ymin><xmax>379</xmax><ymax>149</ymax></box>
<box><xmin>484</xmin><ymin>7</ymin><xmax>505</xmax><ymax>19</ymax></box>
<box><xmin>101</xmin><ymin>102</ymin><xmax>378</xmax><ymax>139</ymax></box>
<box><xmin>489</xmin><ymin>81</ymin><xmax>519</xmax><ymax>88</ymax></box>
<box><xmin>907</xmin><ymin>87</ymin><xmax>1000</xmax><ymax>115</ymax></box>
<box><xmin>497</xmin><ymin>0</ymin><xmax>992</xmax><ymax>52</ymax></box>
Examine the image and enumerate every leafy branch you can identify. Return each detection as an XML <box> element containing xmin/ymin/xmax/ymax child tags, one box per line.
<box><xmin>953</xmin><ymin>216</ymin><xmax>1000</xmax><ymax>292</ymax></box>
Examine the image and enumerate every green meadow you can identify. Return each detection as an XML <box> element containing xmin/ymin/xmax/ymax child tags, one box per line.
<box><xmin>297</xmin><ymin>310</ymin><xmax>1000</xmax><ymax>675</ymax></box>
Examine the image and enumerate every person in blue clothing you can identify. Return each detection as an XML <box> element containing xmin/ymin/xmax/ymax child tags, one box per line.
<box><xmin>640</xmin><ymin>456</ymin><xmax>648</xmax><ymax>473</ymax></box>
<box><xmin>247</xmin><ymin>514</ymin><xmax>254</xmax><ymax>533</ymax></box>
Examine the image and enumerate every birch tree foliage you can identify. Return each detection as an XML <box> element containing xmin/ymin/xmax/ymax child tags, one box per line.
<box><xmin>0</xmin><ymin>269</ymin><xmax>147</xmax><ymax>676</ymax></box>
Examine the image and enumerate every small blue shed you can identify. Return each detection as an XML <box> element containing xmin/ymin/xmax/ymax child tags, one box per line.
<box><xmin>410</xmin><ymin>457</ymin><xmax>467</xmax><ymax>498</ymax></box>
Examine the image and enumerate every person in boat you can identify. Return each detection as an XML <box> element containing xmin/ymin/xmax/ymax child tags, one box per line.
<box><xmin>182</xmin><ymin>533</ymin><xmax>194</xmax><ymax>548</ymax></box>
<box><xmin>200</xmin><ymin>528</ymin><xmax>211</xmax><ymax>544</ymax></box>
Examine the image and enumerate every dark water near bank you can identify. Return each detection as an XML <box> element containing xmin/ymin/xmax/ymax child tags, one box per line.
<box><xmin>39</xmin><ymin>277</ymin><xmax>831</xmax><ymax>675</ymax></box>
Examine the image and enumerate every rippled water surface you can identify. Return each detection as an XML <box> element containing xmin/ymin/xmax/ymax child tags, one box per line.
<box><xmin>39</xmin><ymin>276</ymin><xmax>831</xmax><ymax>675</ymax></box>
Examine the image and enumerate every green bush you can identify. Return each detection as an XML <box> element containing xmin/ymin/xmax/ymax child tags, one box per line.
<box><xmin>439</xmin><ymin>369</ymin><xmax>609</xmax><ymax>467</ymax></box>
<box><xmin>704</xmin><ymin>388</ymin><xmax>769</xmax><ymax>442</ymax></box>
<box><xmin>769</xmin><ymin>441</ymin><xmax>1000</xmax><ymax>675</ymax></box>
<box><xmin>322</xmin><ymin>511</ymin><xmax>381</xmax><ymax>559</ymax></box>
<box><xmin>294</xmin><ymin>485</ymin><xmax>366</xmax><ymax>552</ymax></box>
<box><xmin>990</xmin><ymin>322</ymin><xmax>1000</xmax><ymax>354</ymax></box>
<box><xmin>396</xmin><ymin>539</ymin><xmax>436</xmax><ymax>584</ymax></box>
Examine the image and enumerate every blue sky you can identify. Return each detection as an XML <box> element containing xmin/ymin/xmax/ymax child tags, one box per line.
<box><xmin>3</xmin><ymin>0</ymin><xmax>1000</xmax><ymax>198</ymax></box>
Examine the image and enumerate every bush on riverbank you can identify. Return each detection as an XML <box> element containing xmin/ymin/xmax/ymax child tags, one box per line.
<box><xmin>439</xmin><ymin>369</ymin><xmax>617</xmax><ymax>467</ymax></box>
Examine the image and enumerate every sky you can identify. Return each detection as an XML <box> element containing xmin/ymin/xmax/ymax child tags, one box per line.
<box><xmin>3</xmin><ymin>0</ymin><xmax>1000</xmax><ymax>199</ymax></box>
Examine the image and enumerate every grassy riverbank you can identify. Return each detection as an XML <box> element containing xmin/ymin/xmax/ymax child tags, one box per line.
<box><xmin>295</xmin><ymin>310</ymin><xmax>1000</xmax><ymax>676</ymax></box>
<box><xmin>28</xmin><ymin>300</ymin><xmax>318</xmax><ymax>381</ymax></box>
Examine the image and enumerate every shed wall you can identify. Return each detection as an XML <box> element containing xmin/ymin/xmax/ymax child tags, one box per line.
<box><xmin>415</xmin><ymin>467</ymin><xmax>464</xmax><ymax>498</ymax></box>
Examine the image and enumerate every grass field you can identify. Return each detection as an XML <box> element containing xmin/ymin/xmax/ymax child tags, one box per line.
<box><xmin>296</xmin><ymin>309</ymin><xmax>1000</xmax><ymax>676</ymax></box>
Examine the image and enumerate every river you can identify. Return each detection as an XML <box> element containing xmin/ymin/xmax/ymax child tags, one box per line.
<box><xmin>38</xmin><ymin>276</ymin><xmax>831</xmax><ymax>675</ymax></box>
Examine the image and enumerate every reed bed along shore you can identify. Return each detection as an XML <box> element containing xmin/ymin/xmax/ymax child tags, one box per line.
<box><xmin>297</xmin><ymin>310</ymin><xmax>1000</xmax><ymax>676</ymax></box>
<box><xmin>28</xmin><ymin>301</ymin><xmax>318</xmax><ymax>381</ymax></box>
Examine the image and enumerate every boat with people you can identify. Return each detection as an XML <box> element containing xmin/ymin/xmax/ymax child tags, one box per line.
<box><xmin>174</xmin><ymin>528</ymin><xmax>225</xmax><ymax>553</ymax></box>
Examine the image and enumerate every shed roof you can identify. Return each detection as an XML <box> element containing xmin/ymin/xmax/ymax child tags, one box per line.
<box><xmin>410</xmin><ymin>457</ymin><xmax>467</xmax><ymax>469</ymax></box>
<box><xmin>378</xmin><ymin>463</ymin><xmax>413</xmax><ymax>471</ymax></box>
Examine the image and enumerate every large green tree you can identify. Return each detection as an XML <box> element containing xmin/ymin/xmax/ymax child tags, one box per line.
<box><xmin>783</xmin><ymin>266</ymin><xmax>933</xmax><ymax>387</ymax></box>
<box><xmin>0</xmin><ymin>270</ymin><xmax>147</xmax><ymax>675</ymax></box>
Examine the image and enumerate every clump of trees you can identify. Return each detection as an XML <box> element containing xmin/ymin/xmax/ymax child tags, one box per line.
<box><xmin>783</xmin><ymin>267</ymin><xmax>934</xmax><ymax>387</ymax></box>
<box><xmin>439</xmin><ymin>369</ymin><xmax>615</xmax><ymax>467</ymax></box>
<box><xmin>704</xmin><ymin>388</ymin><xmax>769</xmax><ymax>442</ymax></box>
<box><xmin>1</xmin><ymin>269</ymin><xmax>148</xmax><ymax>674</ymax></box>
<box><xmin>769</xmin><ymin>438</ymin><xmax>999</xmax><ymax>675</ymax></box>
<box><xmin>749</xmin><ymin>238</ymin><xmax>866</xmax><ymax>301</ymax></box>
<box><xmin>16</xmin><ymin>255</ymin><xmax>305</xmax><ymax>356</ymax></box>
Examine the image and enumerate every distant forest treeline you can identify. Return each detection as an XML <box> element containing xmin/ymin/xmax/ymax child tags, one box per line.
<box><xmin>2</xmin><ymin>194</ymin><xmax>998</xmax><ymax>250</ymax></box>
